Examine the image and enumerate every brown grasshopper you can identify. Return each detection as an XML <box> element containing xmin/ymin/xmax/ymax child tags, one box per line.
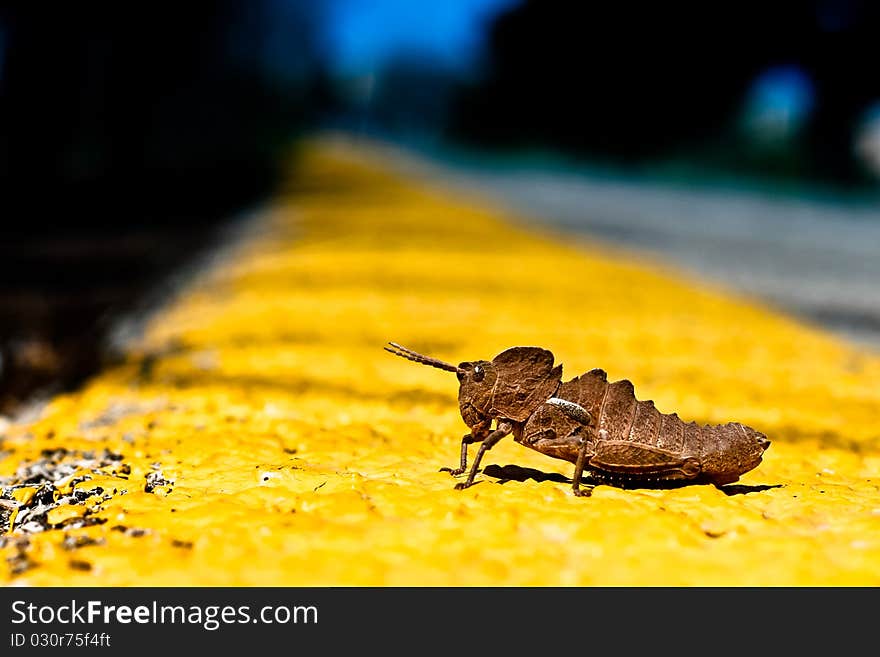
<box><xmin>385</xmin><ymin>342</ymin><xmax>770</xmax><ymax>496</ymax></box>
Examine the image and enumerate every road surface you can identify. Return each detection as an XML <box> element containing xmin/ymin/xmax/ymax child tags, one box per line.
<box><xmin>373</xmin><ymin>138</ymin><xmax>880</xmax><ymax>349</ymax></box>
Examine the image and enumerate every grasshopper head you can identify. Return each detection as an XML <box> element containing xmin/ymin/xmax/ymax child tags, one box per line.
<box><xmin>455</xmin><ymin>359</ymin><xmax>498</xmax><ymax>429</ymax></box>
<box><xmin>456</xmin><ymin>347</ymin><xmax>563</xmax><ymax>425</ymax></box>
<box><xmin>383</xmin><ymin>342</ymin><xmax>497</xmax><ymax>430</ymax></box>
<box><xmin>384</xmin><ymin>342</ymin><xmax>563</xmax><ymax>428</ymax></box>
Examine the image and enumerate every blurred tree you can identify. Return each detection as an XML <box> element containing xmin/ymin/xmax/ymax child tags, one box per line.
<box><xmin>0</xmin><ymin>1</ymin><xmax>327</xmax><ymax>230</ymax></box>
<box><xmin>452</xmin><ymin>0</ymin><xmax>880</xmax><ymax>185</ymax></box>
<box><xmin>0</xmin><ymin>1</ymin><xmax>328</xmax><ymax>412</ymax></box>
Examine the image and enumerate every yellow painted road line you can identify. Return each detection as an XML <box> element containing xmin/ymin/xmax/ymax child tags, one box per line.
<box><xmin>2</xmin><ymin>137</ymin><xmax>879</xmax><ymax>585</ymax></box>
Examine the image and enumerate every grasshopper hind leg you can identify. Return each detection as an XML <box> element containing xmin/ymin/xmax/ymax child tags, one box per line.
<box><xmin>588</xmin><ymin>440</ymin><xmax>701</xmax><ymax>486</ymax></box>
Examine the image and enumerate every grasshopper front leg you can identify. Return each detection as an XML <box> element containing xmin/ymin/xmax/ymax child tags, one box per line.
<box><xmin>440</xmin><ymin>433</ymin><xmax>481</xmax><ymax>476</ymax></box>
<box><xmin>441</xmin><ymin>420</ymin><xmax>491</xmax><ymax>476</ymax></box>
<box><xmin>455</xmin><ymin>421</ymin><xmax>513</xmax><ymax>490</ymax></box>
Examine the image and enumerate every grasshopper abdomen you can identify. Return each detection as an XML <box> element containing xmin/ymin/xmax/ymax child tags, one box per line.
<box><xmin>521</xmin><ymin>368</ymin><xmax>769</xmax><ymax>488</ymax></box>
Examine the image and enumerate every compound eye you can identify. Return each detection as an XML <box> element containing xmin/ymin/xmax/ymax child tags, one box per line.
<box><xmin>473</xmin><ymin>365</ymin><xmax>485</xmax><ymax>383</ymax></box>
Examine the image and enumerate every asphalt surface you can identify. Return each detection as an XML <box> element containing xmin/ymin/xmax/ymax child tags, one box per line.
<box><xmin>370</xmin><ymin>138</ymin><xmax>880</xmax><ymax>350</ymax></box>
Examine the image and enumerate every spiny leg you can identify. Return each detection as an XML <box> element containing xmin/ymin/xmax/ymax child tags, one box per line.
<box><xmin>440</xmin><ymin>433</ymin><xmax>481</xmax><ymax>476</ymax></box>
<box><xmin>441</xmin><ymin>420</ymin><xmax>490</xmax><ymax>476</ymax></box>
<box><xmin>571</xmin><ymin>435</ymin><xmax>594</xmax><ymax>497</ymax></box>
<box><xmin>545</xmin><ymin>398</ymin><xmax>596</xmax><ymax>497</ymax></box>
<box><xmin>455</xmin><ymin>421</ymin><xmax>513</xmax><ymax>490</ymax></box>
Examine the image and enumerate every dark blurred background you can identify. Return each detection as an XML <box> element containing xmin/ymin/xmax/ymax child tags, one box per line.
<box><xmin>1</xmin><ymin>0</ymin><xmax>879</xmax><ymax>412</ymax></box>
<box><xmin>0</xmin><ymin>1</ymin><xmax>326</xmax><ymax>411</ymax></box>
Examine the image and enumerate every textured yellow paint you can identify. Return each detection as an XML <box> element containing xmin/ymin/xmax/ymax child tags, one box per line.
<box><xmin>2</xmin><ymin>136</ymin><xmax>879</xmax><ymax>586</ymax></box>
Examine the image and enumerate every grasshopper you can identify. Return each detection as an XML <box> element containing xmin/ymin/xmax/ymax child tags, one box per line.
<box><xmin>385</xmin><ymin>342</ymin><xmax>770</xmax><ymax>496</ymax></box>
